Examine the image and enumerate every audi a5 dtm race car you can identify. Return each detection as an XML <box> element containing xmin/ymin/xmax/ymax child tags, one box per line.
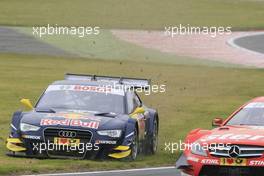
<box><xmin>176</xmin><ymin>97</ymin><xmax>264</xmax><ymax>176</ymax></box>
<box><xmin>6</xmin><ymin>74</ymin><xmax>159</xmax><ymax>160</ymax></box>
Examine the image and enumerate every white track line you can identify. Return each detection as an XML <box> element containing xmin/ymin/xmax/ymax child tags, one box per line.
<box><xmin>22</xmin><ymin>166</ymin><xmax>175</xmax><ymax>176</ymax></box>
<box><xmin>227</xmin><ymin>32</ymin><xmax>264</xmax><ymax>56</ymax></box>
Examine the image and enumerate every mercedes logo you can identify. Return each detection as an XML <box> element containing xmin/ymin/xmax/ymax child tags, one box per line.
<box><xmin>58</xmin><ymin>130</ymin><xmax>77</xmax><ymax>138</ymax></box>
<box><xmin>228</xmin><ymin>145</ymin><xmax>241</xmax><ymax>158</ymax></box>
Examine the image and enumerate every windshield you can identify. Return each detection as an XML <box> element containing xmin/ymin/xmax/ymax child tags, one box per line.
<box><xmin>227</xmin><ymin>102</ymin><xmax>264</xmax><ymax>126</ymax></box>
<box><xmin>36</xmin><ymin>85</ymin><xmax>125</xmax><ymax>114</ymax></box>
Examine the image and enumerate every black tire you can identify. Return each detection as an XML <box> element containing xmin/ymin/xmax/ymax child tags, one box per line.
<box><xmin>149</xmin><ymin>118</ymin><xmax>158</xmax><ymax>154</ymax></box>
<box><xmin>128</xmin><ymin>128</ymin><xmax>139</xmax><ymax>161</ymax></box>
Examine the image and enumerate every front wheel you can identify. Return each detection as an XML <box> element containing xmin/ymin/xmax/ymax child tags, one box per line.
<box><xmin>128</xmin><ymin>128</ymin><xmax>139</xmax><ymax>161</ymax></box>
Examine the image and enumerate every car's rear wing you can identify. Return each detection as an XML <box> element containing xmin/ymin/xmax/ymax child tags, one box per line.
<box><xmin>65</xmin><ymin>73</ymin><xmax>151</xmax><ymax>89</ymax></box>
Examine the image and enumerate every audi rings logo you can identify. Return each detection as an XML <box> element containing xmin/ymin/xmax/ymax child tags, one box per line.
<box><xmin>58</xmin><ymin>130</ymin><xmax>77</xmax><ymax>138</ymax></box>
<box><xmin>228</xmin><ymin>145</ymin><xmax>241</xmax><ymax>158</ymax></box>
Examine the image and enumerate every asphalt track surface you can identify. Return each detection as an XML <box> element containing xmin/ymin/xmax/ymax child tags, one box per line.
<box><xmin>0</xmin><ymin>27</ymin><xmax>74</xmax><ymax>57</ymax></box>
<box><xmin>24</xmin><ymin>167</ymin><xmax>180</xmax><ymax>176</ymax></box>
<box><xmin>233</xmin><ymin>33</ymin><xmax>264</xmax><ymax>54</ymax></box>
<box><xmin>0</xmin><ymin>27</ymin><xmax>263</xmax><ymax>59</ymax></box>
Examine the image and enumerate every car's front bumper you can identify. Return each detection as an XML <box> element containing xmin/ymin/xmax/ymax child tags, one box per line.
<box><xmin>6</xmin><ymin>136</ymin><xmax>132</xmax><ymax>159</ymax></box>
<box><xmin>176</xmin><ymin>152</ymin><xmax>264</xmax><ymax>176</ymax></box>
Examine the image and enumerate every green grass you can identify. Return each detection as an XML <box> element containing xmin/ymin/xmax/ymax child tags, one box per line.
<box><xmin>0</xmin><ymin>53</ymin><xmax>264</xmax><ymax>175</ymax></box>
<box><xmin>0</xmin><ymin>0</ymin><xmax>263</xmax><ymax>175</ymax></box>
<box><xmin>0</xmin><ymin>0</ymin><xmax>264</xmax><ymax>30</ymax></box>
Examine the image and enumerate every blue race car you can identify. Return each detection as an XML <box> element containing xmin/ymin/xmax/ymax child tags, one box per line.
<box><xmin>6</xmin><ymin>74</ymin><xmax>159</xmax><ymax>160</ymax></box>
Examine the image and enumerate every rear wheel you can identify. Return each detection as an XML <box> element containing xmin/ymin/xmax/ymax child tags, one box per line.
<box><xmin>149</xmin><ymin>118</ymin><xmax>158</xmax><ymax>154</ymax></box>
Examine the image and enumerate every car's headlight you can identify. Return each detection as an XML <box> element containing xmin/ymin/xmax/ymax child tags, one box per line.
<box><xmin>191</xmin><ymin>143</ymin><xmax>208</xmax><ymax>156</ymax></box>
<box><xmin>97</xmin><ymin>130</ymin><xmax>122</xmax><ymax>138</ymax></box>
<box><xmin>20</xmin><ymin>123</ymin><xmax>40</xmax><ymax>132</ymax></box>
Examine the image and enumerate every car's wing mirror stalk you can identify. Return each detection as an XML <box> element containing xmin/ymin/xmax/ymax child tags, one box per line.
<box><xmin>131</xmin><ymin>107</ymin><xmax>145</xmax><ymax>115</ymax></box>
<box><xmin>212</xmin><ymin>117</ymin><xmax>223</xmax><ymax>127</ymax></box>
<box><xmin>20</xmin><ymin>98</ymin><xmax>33</xmax><ymax>111</ymax></box>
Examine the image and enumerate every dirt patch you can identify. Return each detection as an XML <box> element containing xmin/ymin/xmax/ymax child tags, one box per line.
<box><xmin>112</xmin><ymin>30</ymin><xmax>264</xmax><ymax>68</ymax></box>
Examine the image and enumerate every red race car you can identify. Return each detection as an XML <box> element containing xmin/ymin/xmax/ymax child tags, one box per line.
<box><xmin>176</xmin><ymin>97</ymin><xmax>264</xmax><ymax>176</ymax></box>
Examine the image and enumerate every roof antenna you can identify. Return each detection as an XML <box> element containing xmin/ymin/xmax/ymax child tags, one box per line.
<box><xmin>92</xmin><ymin>75</ymin><xmax>96</xmax><ymax>81</ymax></box>
<box><xmin>119</xmin><ymin>77</ymin><xmax>123</xmax><ymax>84</ymax></box>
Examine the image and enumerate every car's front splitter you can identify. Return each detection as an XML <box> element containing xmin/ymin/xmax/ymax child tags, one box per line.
<box><xmin>6</xmin><ymin>137</ymin><xmax>132</xmax><ymax>159</ymax></box>
<box><xmin>6</xmin><ymin>138</ymin><xmax>26</xmax><ymax>152</ymax></box>
<box><xmin>108</xmin><ymin>145</ymin><xmax>131</xmax><ymax>159</ymax></box>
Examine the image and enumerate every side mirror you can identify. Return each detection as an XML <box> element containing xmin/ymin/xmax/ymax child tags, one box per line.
<box><xmin>131</xmin><ymin>107</ymin><xmax>145</xmax><ymax>115</ymax></box>
<box><xmin>212</xmin><ymin>117</ymin><xmax>223</xmax><ymax>127</ymax></box>
<box><xmin>20</xmin><ymin>99</ymin><xmax>33</xmax><ymax>110</ymax></box>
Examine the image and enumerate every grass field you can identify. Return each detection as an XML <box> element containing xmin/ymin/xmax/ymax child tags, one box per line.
<box><xmin>0</xmin><ymin>0</ymin><xmax>264</xmax><ymax>30</ymax></box>
<box><xmin>0</xmin><ymin>54</ymin><xmax>264</xmax><ymax>175</ymax></box>
<box><xmin>0</xmin><ymin>0</ymin><xmax>263</xmax><ymax>175</ymax></box>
